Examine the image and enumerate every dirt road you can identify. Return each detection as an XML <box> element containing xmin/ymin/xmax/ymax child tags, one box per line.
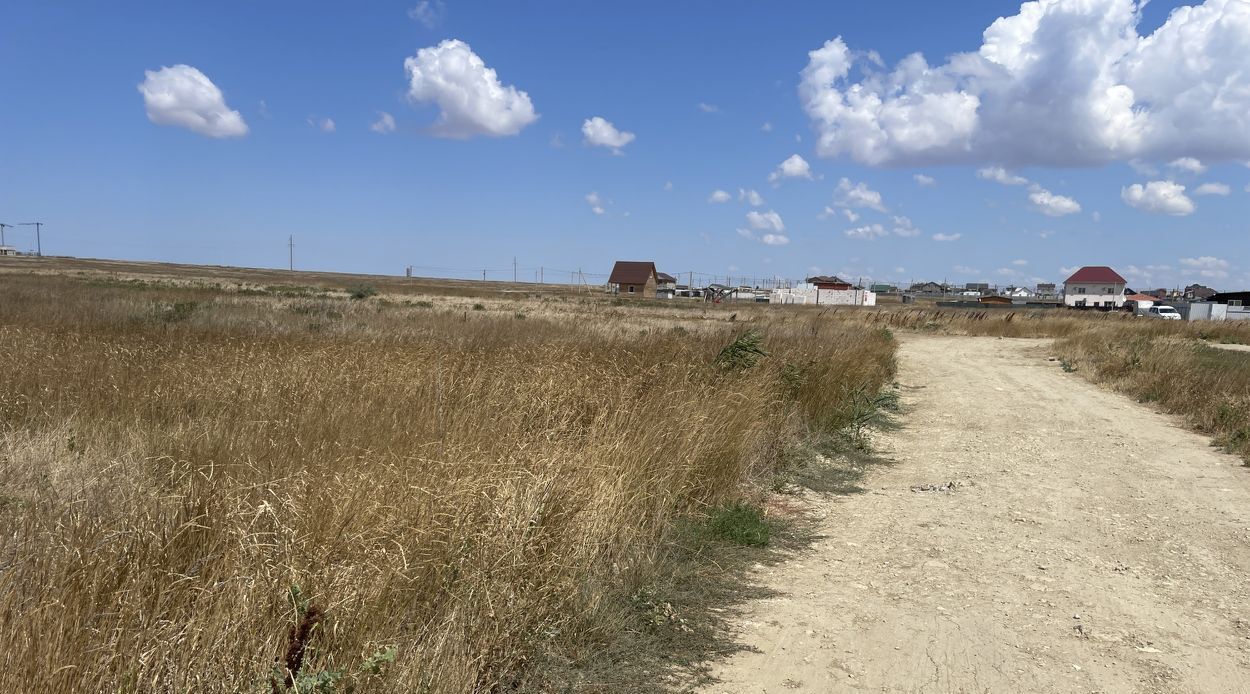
<box><xmin>702</xmin><ymin>336</ymin><xmax>1250</xmax><ymax>693</ymax></box>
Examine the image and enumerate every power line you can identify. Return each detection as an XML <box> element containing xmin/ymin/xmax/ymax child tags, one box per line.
<box><xmin>18</xmin><ymin>222</ymin><xmax>42</xmax><ymax>256</ymax></box>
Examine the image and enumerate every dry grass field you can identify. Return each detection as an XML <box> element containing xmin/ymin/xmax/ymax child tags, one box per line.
<box><xmin>0</xmin><ymin>260</ymin><xmax>897</xmax><ymax>693</ymax></box>
<box><xmin>3</xmin><ymin>256</ymin><xmax>1247</xmax><ymax>692</ymax></box>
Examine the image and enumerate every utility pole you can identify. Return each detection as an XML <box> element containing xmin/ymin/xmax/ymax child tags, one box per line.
<box><xmin>513</xmin><ymin>257</ymin><xmax>517</xmax><ymax>283</ymax></box>
<box><xmin>19</xmin><ymin>222</ymin><xmax>42</xmax><ymax>256</ymax></box>
<box><xmin>0</xmin><ymin>223</ymin><xmax>10</xmax><ymax>246</ymax></box>
<box><xmin>540</xmin><ymin>266</ymin><xmax>544</xmax><ymax>284</ymax></box>
<box><xmin>483</xmin><ymin>269</ymin><xmax>487</xmax><ymax>282</ymax></box>
<box><xmin>288</xmin><ymin>235</ymin><xmax>294</xmax><ymax>271</ymax></box>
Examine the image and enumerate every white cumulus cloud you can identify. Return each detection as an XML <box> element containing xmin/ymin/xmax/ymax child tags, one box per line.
<box><xmin>977</xmin><ymin>167</ymin><xmax>1029</xmax><ymax>186</ymax></box>
<box><xmin>138</xmin><ymin>65</ymin><xmax>248</xmax><ymax>138</ymax></box>
<box><xmin>1194</xmin><ymin>182</ymin><xmax>1230</xmax><ymax>196</ymax></box>
<box><xmin>845</xmin><ymin>224</ymin><xmax>889</xmax><ymax>240</ymax></box>
<box><xmin>708</xmin><ymin>189</ymin><xmax>732</xmax><ymax>203</ymax></box>
<box><xmin>933</xmin><ymin>232</ymin><xmax>962</xmax><ymax>242</ymax></box>
<box><xmin>892</xmin><ymin>216</ymin><xmax>921</xmax><ymax>237</ymax></box>
<box><xmin>913</xmin><ymin>173</ymin><xmax>936</xmax><ymax>187</ymax></box>
<box><xmin>833</xmin><ymin>177</ymin><xmax>887</xmax><ymax>212</ymax></box>
<box><xmin>799</xmin><ymin>1</ymin><xmax>1250</xmax><ymax>167</ymax></box>
<box><xmin>405</xmin><ymin>39</ymin><xmax>538</xmax><ymax>138</ymax></box>
<box><xmin>768</xmin><ymin>153</ymin><xmax>813</xmax><ymax>183</ymax></box>
<box><xmin>738</xmin><ymin>188</ymin><xmax>765</xmax><ymax>206</ymax></box>
<box><xmin>737</xmin><ymin>226</ymin><xmax>790</xmax><ymax>246</ymax></box>
<box><xmin>585</xmin><ymin>191</ymin><xmax>605</xmax><ymax>215</ymax></box>
<box><xmin>1122</xmin><ymin>180</ymin><xmax>1195</xmax><ymax>215</ymax></box>
<box><xmin>746</xmin><ymin>210</ymin><xmax>785</xmax><ymax>232</ymax></box>
<box><xmin>1028</xmin><ymin>186</ymin><xmax>1081</xmax><ymax>216</ymax></box>
<box><xmin>408</xmin><ymin>0</ymin><xmax>445</xmax><ymax>27</ymax></box>
<box><xmin>1168</xmin><ymin>157</ymin><xmax>1206</xmax><ymax>174</ymax></box>
<box><xmin>582</xmin><ymin>116</ymin><xmax>635</xmax><ymax>153</ymax></box>
<box><xmin>370</xmin><ymin>112</ymin><xmax>396</xmax><ymax>134</ymax></box>
<box><xmin>1180</xmin><ymin>255</ymin><xmax>1230</xmax><ymax>279</ymax></box>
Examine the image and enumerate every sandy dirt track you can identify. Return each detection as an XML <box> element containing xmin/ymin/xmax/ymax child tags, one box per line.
<box><xmin>701</xmin><ymin>336</ymin><xmax>1250</xmax><ymax>693</ymax></box>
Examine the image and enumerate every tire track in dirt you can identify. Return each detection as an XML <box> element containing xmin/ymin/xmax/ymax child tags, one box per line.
<box><xmin>699</xmin><ymin>335</ymin><xmax>1250</xmax><ymax>693</ymax></box>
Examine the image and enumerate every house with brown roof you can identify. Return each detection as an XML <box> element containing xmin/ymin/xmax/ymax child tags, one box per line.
<box><xmin>1063</xmin><ymin>266</ymin><xmax>1127</xmax><ymax>308</ymax></box>
<box><xmin>806</xmin><ymin>275</ymin><xmax>853</xmax><ymax>290</ymax></box>
<box><xmin>608</xmin><ymin>261</ymin><xmax>658</xmax><ymax>297</ymax></box>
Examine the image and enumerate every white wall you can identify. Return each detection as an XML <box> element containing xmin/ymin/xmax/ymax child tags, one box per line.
<box><xmin>770</xmin><ymin>288</ymin><xmax>877</xmax><ymax>306</ymax></box>
<box><xmin>1063</xmin><ymin>282</ymin><xmax>1125</xmax><ymax>308</ymax></box>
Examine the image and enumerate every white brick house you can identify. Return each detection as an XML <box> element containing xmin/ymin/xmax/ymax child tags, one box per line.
<box><xmin>1063</xmin><ymin>266</ymin><xmax>1127</xmax><ymax>308</ymax></box>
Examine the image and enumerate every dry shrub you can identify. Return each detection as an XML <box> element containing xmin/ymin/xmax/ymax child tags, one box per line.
<box><xmin>0</xmin><ymin>273</ymin><xmax>894</xmax><ymax>692</ymax></box>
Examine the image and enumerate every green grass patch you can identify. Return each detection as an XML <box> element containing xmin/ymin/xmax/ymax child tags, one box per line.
<box><xmin>704</xmin><ymin>501</ymin><xmax>771</xmax><ymax>546</ymax></box>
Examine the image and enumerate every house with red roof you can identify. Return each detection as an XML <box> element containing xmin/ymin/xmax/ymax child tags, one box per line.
<box><xmin>1063</xmin><ymin>266</ymin><xmax>1127</xmax><ymax>309</ymax></box>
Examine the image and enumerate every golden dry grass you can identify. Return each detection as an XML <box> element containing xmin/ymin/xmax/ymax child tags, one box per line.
<box><xmin>0</xmin><ymin>269</ymin><xmax>895</xmax><ymax>692</ymax></box>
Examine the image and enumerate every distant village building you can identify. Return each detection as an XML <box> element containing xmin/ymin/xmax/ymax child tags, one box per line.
<box><xmin>1184</xmin><ymin>283</ymin><xmax>1217</xmax><ymax>301</ymax></box>
<box><xmin>608</xmin><ymin>261</ymin><xmax>658</xmax><ymax>297</ymax></box>
<box><xmin>1063</xmin><ymin>266</ymin><xmax>1127</xmax><ymax>309</ymax></box>
<box><xmin>656</xmin><ymin>272</ymin><xmax>678</xmax><ymax>289</ymax></box>
<box><xmin>979</xmin><ymin>295</ymin><xmax>1013</xmax><ymax>305</ymax></box>
<box><xmin>0</xmin><ymin>246</ymin><xmax>17</xmax><ymax>256</ymax></box>
<box><xmin>1036</xmin><ymin>283</ymin><xmax>1057</xmax><ymax>296</ymax></box>
<box><xmin>1004</xmin><ymin>286</ymin><xmax>1034</xmax><ymax>298</ymax></box>
<box><xmin>1124</xmin><ymin>293</ymin><xmax>1158</xmax><ymax>312</ymax></box>
<box><xmin>965</xmin><ymin>282</ymin><xmax>990</xmax><ymax>293</ymax></box>
<box><xmin>806</xmin><ymin>275</ymin><xmax>853</xmax><ymax>290</ymax></box>
<box><xmin>869</xmin><ymin>283</ymin><xmax>898</xmax><ymax>293</ymax></box>
<box><xmin>909</xmin><ymin>281</ymin><xmax>946</xmax><ymax>294</ymax></box>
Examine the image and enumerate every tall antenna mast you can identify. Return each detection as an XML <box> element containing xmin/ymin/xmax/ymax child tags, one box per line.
<box><xmin>288</xmin><ymin>235</ymin><xmax>294</xmax><ymax>271</ymax></box>
<box><xmin>0</xmin><ymin>223</ymin><xmax>10</xmax><ymax>247</ymax></box>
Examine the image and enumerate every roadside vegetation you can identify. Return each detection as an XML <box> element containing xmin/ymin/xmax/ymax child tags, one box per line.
<box><xmin>0</xmin><ymin>270</ymin><xmax>895</xmax><ymax>692</ymax></box>
<box><xmin>1055</xmin><ymin>328</ymin><xmax>1250</xmax><ymax>464</ymax></box>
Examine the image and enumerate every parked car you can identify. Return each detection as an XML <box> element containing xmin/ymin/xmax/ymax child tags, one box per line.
<box><xmin>1145</xmin><ymin>305</ymin><xmax>1181</xmax><ymax>320</ymax></box>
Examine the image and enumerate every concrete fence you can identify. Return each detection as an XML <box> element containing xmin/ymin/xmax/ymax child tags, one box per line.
<box><xmin>768</xmin><ymin>288</ymin><xmax>877</xmax><ymax>306</ymax></box>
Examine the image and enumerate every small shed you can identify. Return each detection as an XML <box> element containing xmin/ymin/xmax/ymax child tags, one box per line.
<box><xmin>0</xmin><ymin>246</ymin><xmax>17</xmax><ymax>257</ymax></box>
<box><xmin>1124</xmin><ymin>293</ymin><xmax>1157</xmax><ymax>311</ymax></box>
<box><xmin>979</xmin><ymin>295</ymin><xmax>1013</xmax><ymax>305</ymax></box>
<box><xmin>608</xmin><ymin>261</ymin><xmax>658</xmax><ymax>297</ymax></box>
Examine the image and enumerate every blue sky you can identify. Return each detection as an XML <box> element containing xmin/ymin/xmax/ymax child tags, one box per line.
<box><xmin>2</xmin><ymin>0</ymin><xmax>1248</xmax><ymax>289</ymax></box>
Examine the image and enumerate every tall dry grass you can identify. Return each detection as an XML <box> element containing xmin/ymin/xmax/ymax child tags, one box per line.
<box><xmin>0</xmin><ymin>273</ymin><xmax>895</xmax><ymax>692</ymax></box>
